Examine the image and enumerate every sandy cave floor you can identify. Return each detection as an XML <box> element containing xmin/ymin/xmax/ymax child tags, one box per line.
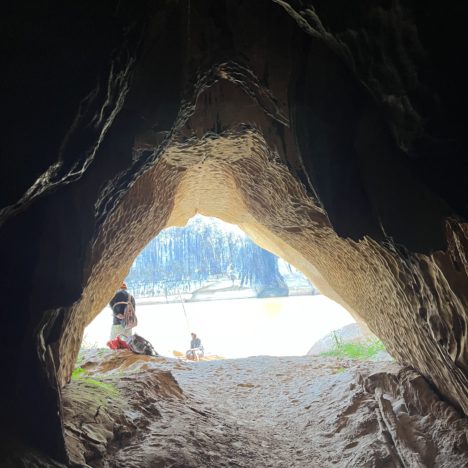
<box><xmin>63</xmin><ymin>351</ymin><xmax>468</xmax><ymax>468</ymax></box>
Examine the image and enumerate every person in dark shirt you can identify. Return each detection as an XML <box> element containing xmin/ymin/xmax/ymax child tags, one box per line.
<box><xmin>109</xmin><ymin>282</ymin><xmax>136</xmax><ymax>339</ymax></box>
<box><xmin>186</xmin><ymin>332</ymin><xmax>204</xmax><ymax>360</ymax></box>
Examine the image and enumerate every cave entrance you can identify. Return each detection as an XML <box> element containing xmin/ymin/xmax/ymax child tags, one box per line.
<box><xmin>68</xmin><ymin>206</ymin><xmax>391</xmax><ymax>467</ymax></box>
<box><xmin>4</xmin><ymin>2</ymin><xmax>468</xmax><ymax>464</ymax></box>
<box><xmin>82</xmin><ymin>214</ymin><xmax>356</xmax><ymax>358</ymax></box>
<box><xmin>60</xmin><ymin>126</ymin><xmax>379</xmax><ymax>387</ymax></box>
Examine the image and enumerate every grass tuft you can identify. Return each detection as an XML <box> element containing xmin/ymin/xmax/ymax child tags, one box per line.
<box><xmin>71</xmin><ymin>367</ymin><xmax>119</xmax><ymax>396</ymax></box>
<box><xmin>320</xmin><ymin>331</ymin><xmax>386</xmax><ymax>360</ymax></box>
<box><xmin>72</xmin><ymin>367</ymin><xmax>86</xmax><ymax>379</ymax></box>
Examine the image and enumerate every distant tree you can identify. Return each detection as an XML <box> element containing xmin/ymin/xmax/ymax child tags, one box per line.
<box><xmin>126</xmin><ymin>215</ymin><xmax>291</xmax><ymax>298</ymax></box>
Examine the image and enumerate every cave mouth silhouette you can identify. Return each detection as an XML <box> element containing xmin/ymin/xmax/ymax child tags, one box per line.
<box><xmin>62</xmin><ymin>130</ymin><xmax>357</xmax><ymax>388</ymax></box>
<box><xmin>83</xmin><ymin>214</ymin><xmax>358</xmax><ymax>359</ymax></box>
<box><xmin>28</xmin><ymin>120</ymin><xmax>467</xmax><ymax>464</ymax></box>
<box><xmin>2</xmin><ymin>1</ymin><xmax>468</xmax><ymax>464</ymax></box>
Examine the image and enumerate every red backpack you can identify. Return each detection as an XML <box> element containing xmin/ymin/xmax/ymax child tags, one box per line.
<box><xmin>107</xmin><ymin>335</ymin><xmax>130</xmax><ymax>350</ymax></box>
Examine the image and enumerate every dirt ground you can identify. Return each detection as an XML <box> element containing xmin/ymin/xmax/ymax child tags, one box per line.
<box><xmin>63</xmin><ymin>350</ymin><xmax>468</xmax><ymax>467</ymax></box>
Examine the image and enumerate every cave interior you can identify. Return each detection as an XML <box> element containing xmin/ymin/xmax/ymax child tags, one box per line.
<box><xmin>1</xmin><ymin>0</ymin><xmax>468</xmax><ymax>464</ymax></box>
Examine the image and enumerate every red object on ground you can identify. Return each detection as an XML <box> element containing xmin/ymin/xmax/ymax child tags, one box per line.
<box><xmin>106</xmin><ymin>335</ymin><xmax>130</xmax><ymax>350</ymax></box>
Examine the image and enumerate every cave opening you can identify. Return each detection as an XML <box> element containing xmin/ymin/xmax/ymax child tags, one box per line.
<box><xmin>14</xmin><ymin>115</ymin><xmax>466</xmax><ymax>466</ymax></box>
<box><xmin>2</xmin><ymin>1</ymin><xmax>468</xmax><ymax>465</ymax></box>
<box><xmin>82</xmin><ymin>214</ymin><xmax>358</xmax><ymax>359</ymax></box>
<box><xmin>69</xmin><ymin>215</ymin><xmax>395</xmax><ymax>468</ymax></box>
<box><xmin>62</xmin><ymin>163</ymin><xmax>405</xmax><ymax>467</ymax></box>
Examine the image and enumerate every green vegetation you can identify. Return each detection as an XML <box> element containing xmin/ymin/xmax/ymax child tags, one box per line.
<box><xmin>320</xmin><ymin>332</ymin><xmax>386</xmax><ymax>360</ymax></box>
<box><xmin>72</xmin><ymin>367</ymin><xmax>86</xmax><ymax>379</ymax></box>
<box><xmin>71</xmin><ymin>367</ymin><xmax>119</xmax><ymax>396</ymax></box>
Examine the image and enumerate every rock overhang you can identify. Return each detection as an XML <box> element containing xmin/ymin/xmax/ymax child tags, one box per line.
<box><xmin>1</xmin><ymin>0</ymin><xmax>467</xmax><ymax>462</ymax></box>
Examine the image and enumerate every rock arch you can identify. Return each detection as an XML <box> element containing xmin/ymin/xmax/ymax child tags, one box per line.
<box><xmin>1</xmin><ymin>0</ymin><xmax>467</xmax><ymax>462</ymax></box>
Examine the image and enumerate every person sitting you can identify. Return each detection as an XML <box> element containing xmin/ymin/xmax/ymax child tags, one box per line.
<box><xmin>186</xmin><ymin>332</ymin><xmax>204</xmax><ymax>361</ymax></box>
<box><xmin>109</xmin><ymin>282</ymin><xmax>137</xmax><ymax>339</ymax></box>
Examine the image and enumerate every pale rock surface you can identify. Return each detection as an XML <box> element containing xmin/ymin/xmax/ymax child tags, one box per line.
<box><xmin>62</xmin><ymin>350</ymin><xmax>468</xmax><ymax>467</ymax></box>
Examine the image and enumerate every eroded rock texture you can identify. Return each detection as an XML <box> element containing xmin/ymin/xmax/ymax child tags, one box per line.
<box><xmin>62</xmin><ymin>351</ymin><xmax>467</xmax><ymax>467</ymax></box>
<box><xmin>1</xmin><ymin>0</ymin><xmax>468</xmax><ymax>462</ymax></box>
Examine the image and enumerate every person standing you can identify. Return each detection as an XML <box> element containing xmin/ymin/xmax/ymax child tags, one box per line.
<box><xmin>109</xmin><ymin>282</ymin><xmax>137</xmax><ymax>339</ymax></box>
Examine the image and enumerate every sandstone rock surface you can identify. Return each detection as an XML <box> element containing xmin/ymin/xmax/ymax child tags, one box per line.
<box><xmin>61</xmin><ymin>350</ymin><xmax>468</xmax><ymax>467</ymax></box>
<box><xmin>1</xmin><ymin>1</ymin><xmax>468</xmax><ymax>461</ymax></box>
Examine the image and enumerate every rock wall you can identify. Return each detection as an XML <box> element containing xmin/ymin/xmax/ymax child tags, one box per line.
<box><xmin>1</xmin><ymin>0</ymin><xmax>467</xmax><ymax>461</ymax></box>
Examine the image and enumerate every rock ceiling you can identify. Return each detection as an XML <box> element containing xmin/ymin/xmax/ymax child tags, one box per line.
<box><xmin>1</xmin><ymin>0</ymin><xmax>467</xmax><ymax>462</ymax></box>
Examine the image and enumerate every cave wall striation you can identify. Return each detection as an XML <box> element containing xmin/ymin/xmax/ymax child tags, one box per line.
<box><xmin>1</xmin><ymin>0</ymin><xmax>467</xmax><ymax>461</ymax></box>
